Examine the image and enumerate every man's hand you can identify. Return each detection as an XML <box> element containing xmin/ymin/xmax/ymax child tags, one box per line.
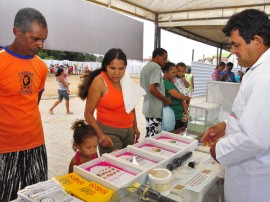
<box><xmin>200</xmin><ymin>121</ymin><xmax>226</xmax><ymax>146</ymax></box>
<box><xmin>210</xmin><ymin>141</ymin><xmax>218</xmax><ymax>162</ymax></box>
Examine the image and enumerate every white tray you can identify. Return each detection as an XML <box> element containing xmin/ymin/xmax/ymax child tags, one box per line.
<box><xmin>150</xmin><ymin>131</ymin><xmax>198</xmax><ymax>151</ymax></box>
<box><xmin>104</xmin><ymin>147</ymin><xmax>165</xmax><ymax>170</ymax></box>
<box><xmin>74</xmin><ymin>156</ymin><xmax>146</xmax><ymax>191</ymax></box>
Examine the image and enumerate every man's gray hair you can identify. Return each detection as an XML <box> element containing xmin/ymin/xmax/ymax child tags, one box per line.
<box><xmin>14</xmin><ymin>7</ymin><xmax>47</xmax><ymax>32</ymax></box>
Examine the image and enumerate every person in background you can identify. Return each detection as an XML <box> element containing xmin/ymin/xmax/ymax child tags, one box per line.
<box><xmin>84</xmin><ymin>65</ymin><xmax>90</xmax><ymax>74</ymax></box>
<box><xmin>235</xmin><ymin>71</ymin><xmax>242</xmax><ymax>83</ymax></box>
<box><xmin>50</xmin><ymin>64</ymin><xmax>55</xmax><ymax>74</ymax></box>
<box><xmin>140</xmin><ymin>48</ymin><xmax>171</xmax><ymax>137</ymax></box>
<box><xmin>162</xmin><ymin>62</ymin><xmax>189</xmax><ymax>129</ymax></box>
<box><xmin>220</xmin><ymin>62</ymin><xmax>236</xmax><ymax>82</ymax></box>
<box><xmin>69</xmin><ymin>120</ymin><xmax>98</xmax><ymax>173</ymax></box>
<box><xmin>73</xmin><ymin>64</ymin><xmax>77</xmax><ymax>74</ymax></box>
<box><xmin>185</xmin><ymin>66</ymin><xmax>195</xmax><ymax>107</ymax></box>
<box><xmin>0</xmin><ymin>8</ymin><xmax>48</xmax><ymax>202</ymax></box>
<box><xmin>201</xmin><ymin>9</ymin><xmax>270</xmax><ymax>202</ymax></box>
<box><xmin>174</xmin><ymin>62</ymin><xmax>190</xmax><ymax>123</ymax></box>
<box><xmin>78</xmin><ymin>48</ymin><xmax>140</xmax><ymax>155</ymax></box>
<box><xmin>212</xmin><ymin>61</ymin><xmax>226</xmax><ymax>81</ymax></box>
<box><xmin>49</xmin><ymin>67</ymin><xmax>73</xmax><ymax>114</ymax></box>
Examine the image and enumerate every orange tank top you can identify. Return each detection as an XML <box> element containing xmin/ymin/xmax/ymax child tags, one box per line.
<box><xmin>96</xmin><ymin>72</ymin><xmax>134</xmax><ymax>128</ymax></box>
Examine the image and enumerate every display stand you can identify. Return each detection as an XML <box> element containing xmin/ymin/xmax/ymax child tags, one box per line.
<box><xmin>12</xmin><ymin>132</ymin><xmax>223</xmax><ymax>202</ymax></box>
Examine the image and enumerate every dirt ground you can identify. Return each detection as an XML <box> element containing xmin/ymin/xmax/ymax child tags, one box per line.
<box><xmin>43</xmin><ymin>73</ymin><xmax>141</xmax><ymax>99</ymax></box>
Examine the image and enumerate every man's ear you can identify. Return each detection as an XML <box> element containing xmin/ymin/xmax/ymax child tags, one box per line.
<box><xmin>13</xmin><ymin>27</ymin><xmax>22</xmax><ymax>38</ymax></box>
<box><xmin>253</xmin><ymin>35</ymin><xmax>264</xmax><ymax>49</ymax></box>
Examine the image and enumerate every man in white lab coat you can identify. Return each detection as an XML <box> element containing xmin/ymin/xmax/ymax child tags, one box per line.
<box><xmin>201</xmin><ymin>9</ymin><xmax>270</xmax><ymax>202</ymax></box>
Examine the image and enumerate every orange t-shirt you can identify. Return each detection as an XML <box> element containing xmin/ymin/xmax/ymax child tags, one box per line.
<box><xmin>96</xmin><ymin>71</ymin><xmax>134</xmax><ymax>128</ymax></box>
<box><xmin>0</xmin><ymin>47</ymin><xmax>48</xmax><ymax>153</ymax></box>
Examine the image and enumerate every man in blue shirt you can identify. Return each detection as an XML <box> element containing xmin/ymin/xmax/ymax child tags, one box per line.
<box><xmin>220</xmin><ymin>62</ymin><xmax>236</xmax><ymax>82</ymax></box>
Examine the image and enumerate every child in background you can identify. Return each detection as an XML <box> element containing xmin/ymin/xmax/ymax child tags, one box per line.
<box><xmin>174</xmin><ymin>62</ymin><xmax>190</xmax><ymax>123</ymax></box>
<box><xmin>69</xmin><ymin>120</ymin><xmax>98</xmax><ymax>173</ymax></box>
<box><xmin>185</xmin><ymin>67</ymin><xmax>194</xmax><ymax>107</ymax></box>
<box><xmin>63</xmin><ymin>68</ymin><xmax>71</xmax><ymax>94</ymax></box>
<box><xmin>49</xmin><ymin>67</ymin><xmax>73</xmax><ymax>114</ymax></box>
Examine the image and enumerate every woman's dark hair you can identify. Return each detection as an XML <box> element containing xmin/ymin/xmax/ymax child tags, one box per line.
<box><xmin>223</xmin><ymin>9</ymin><xmax>270</xmax><ymax>46</ymax></box>
<box><xmin>162</xmin><ymin>62</ymin><xmax>176</xmax><ymax>73</ymax></box>
<box><xmin>71</xmin><ymin>119</ymin><xmax>97</xmax><ymax>151</ymax></box>
<box><xmin>216</xmin><ymin>61</ymin><xmax>225</xmax><ymax>70</ymax></box>
<box><xmin>55</xmin><ymin>67</ymin><xmax>63</xmax><ymax>77</ymax></box>
<box><xmin>78</xmin><ymin>48</ymin><xmax>127</xmax><ymax>100</ymax></box>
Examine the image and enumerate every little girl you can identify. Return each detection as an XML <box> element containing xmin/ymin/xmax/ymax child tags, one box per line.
<box><xmin>69</xmin><ymin>119</ymin><xmax>98</xmax><ymax>173</ymax></box>
<box><xmin>174</xmin><ymin>63</ymin><xmax>190</xmax><ymax>123</ymax></box>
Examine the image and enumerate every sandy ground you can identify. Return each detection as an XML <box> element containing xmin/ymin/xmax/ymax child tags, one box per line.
<box><xmin>41</xmin><ymin>73</ymin><xmax>205</xmax><ymax>177</ymax></box>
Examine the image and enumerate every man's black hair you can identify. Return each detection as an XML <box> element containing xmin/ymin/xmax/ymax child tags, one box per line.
<box><xmin>152</xmin><ymin>48</ymin><xmax>167</xmax><ymax>58</ymax></box>
<box><xmin>222</xmin><ymin>9</ymin><xmax>270</xmax><ymax>46</ymax></box>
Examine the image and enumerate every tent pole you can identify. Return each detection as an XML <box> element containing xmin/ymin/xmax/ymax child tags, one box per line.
<box><xmin>219</xmin><ymin>45</ymin><xmax>223</xmax><ymax>63</ymax></box>
<box><xmin>216</xmin><ymin>47</ymin><xmax>219</xmax><ymax>64</ymax></box>
<box><xmin>154</xmin><ymin>13</ymin><xmax>161</xmax><ymax>49</ymax></box>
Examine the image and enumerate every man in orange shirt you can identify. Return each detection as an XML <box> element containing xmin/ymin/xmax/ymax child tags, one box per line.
<box><xmin>0</xmin><ymin>8</ymin><xmax>48</xmax><ymax>202</ymax></box>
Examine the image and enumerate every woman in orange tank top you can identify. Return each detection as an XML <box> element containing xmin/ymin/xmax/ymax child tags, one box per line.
<box><xmin>78</xmin><ymin>48</ymin><xmax>140</xmax><ymax>155</ymax></box>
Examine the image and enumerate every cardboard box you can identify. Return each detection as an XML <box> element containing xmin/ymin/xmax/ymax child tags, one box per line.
<box><xmin>53</xmin><ymin>172</ymin><xmax>114</xmax><ymax>202</ymax></box>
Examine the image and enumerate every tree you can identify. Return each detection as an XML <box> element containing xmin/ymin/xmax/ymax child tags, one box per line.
<box><xmin>38</xmin><ymin>49</ymin><xmax>103</xmax><ymax>62</ymax></box>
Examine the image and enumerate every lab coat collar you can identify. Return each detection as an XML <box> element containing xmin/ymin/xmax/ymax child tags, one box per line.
<box><xmin>250</xmin><ymin>47</ymin><xmax>270</xmax><ymax>71</ymax></box>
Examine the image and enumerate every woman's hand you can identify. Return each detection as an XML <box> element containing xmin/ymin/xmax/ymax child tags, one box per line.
<box><xmin>99</xmin><ymin>134</ymin><xmax>113</xmax><ymax>148</ymax></box>
<box><xmin>134</xmin><ymin>126</ymin><xmax>140</xmax><ymax>143</ymax></box>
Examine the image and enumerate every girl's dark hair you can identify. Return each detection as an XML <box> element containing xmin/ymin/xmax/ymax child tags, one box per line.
<box><xmin>55</xmin><ymin>67</ymin><xmax>63</xmax><ymax>77</ymax></box>
<box><xmin>176</xmin><ymin>62</ymin><xmax>186</xmax><ymax>68</ymax></box>
<box><xmin>78</xmin><ymin>48</ymin><xmax>127</xmax><ymax>100</ymax></box>
<box><xmin>162</xmin><ymin>62</ymin><xmax>176</xmax><ymax>73</ymax></box>
<box><xmin>71</xmin><ymin>119</ymin><xmax>97</xmax><ymax>151</ymax></box>
<box><xmin>216</xmin><ymin>62</ymin><xmax>225</xmax><ymax>70</ymax></box>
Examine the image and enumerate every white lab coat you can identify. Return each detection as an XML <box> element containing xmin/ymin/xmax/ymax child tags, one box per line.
<box><xmin>216</xmin><ymin>48</ymin><xmax>270</xmax><ymax>202</ymax></box>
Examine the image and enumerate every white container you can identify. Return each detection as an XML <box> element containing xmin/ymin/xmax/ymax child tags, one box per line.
<box><xmin>148</xmin><ymin>168</ymin><xmax>172</xmax><ymax>196</ymax></box>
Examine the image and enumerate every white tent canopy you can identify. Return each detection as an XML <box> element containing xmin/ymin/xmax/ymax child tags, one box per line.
<box><xmin>0</xmin><ymin>0</ymin><xmax>144</xmax><ymax>60</ymax></box>
<box><xmin>85</xmin><ymin>0</ymin><xmax>270</xmax><ymax>51</ymax></box>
